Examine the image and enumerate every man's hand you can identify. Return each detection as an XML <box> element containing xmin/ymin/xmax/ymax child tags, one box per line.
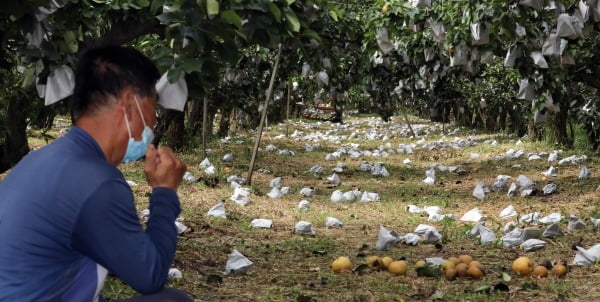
<box><xmin>144</xmin><ymin>144</ymin><xmax>187</xmax><ymax>190</ymax></box>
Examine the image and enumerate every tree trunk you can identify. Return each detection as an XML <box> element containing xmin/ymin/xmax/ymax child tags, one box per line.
<box><xmin>583</xmin><ymin>121</ymin><xmax>599</xmax><ymax>151</ymax></box>
<box><xmin>154</xmin><ymin>110</ymin><xmax>185</xmax><ymax>150</ymax></box>
<box><xmin>31</xmin><ymin>106</ymin><xmax>56</xmax><ymax>129</ymax></box>
<box><xmin>507</xmin><ymin>106</ymin><xmax>526</xmax><ymax>136</ymax></box>
<box><xmin>187</xmin><ymin>99</ymin><xmax>203</xmax><ymax>135</ymax></box>
<box><xmin>554</xmin><ymin>106</ymin><xmax>573</xmax><ymax>147</ymax></box>
<box><xmin>498</xmin><ymin>108</ymin><xmax>507</xmax><ymax>131</ymax></box>
<box><xmin>166</xmin><ymin>110</ymin><xmax>185</xmax><ymax>150</ymax></box>
<box><xmin>217</xmin><ymin>107</ymin><xmax>232</xmax><ymax>137</ymax></box>
<box><xmin>0</xmin><ymin>97</ymin><xmax>30</xmax><ymax>173</ymax></box>
<box><xmin>528</xmin><ymin>120</ymin><xmax>542</xmax><ymax>141</ymax></box>
<box><xmin>485</xmin><ymin>110</ymin><xmax>497</xmax><ymax>131</ymax></box>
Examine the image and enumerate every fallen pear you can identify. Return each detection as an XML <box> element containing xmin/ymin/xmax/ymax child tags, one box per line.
<box><xmin>380</xmin><ymin>257</ymin><xmax>394</xmax><ymax>269</ymax></box>
<box><xmin>441</xmin><ymin>260</ymin><xmax>455</xmax><ymax>271</ymax></box>
<box><xmin>551</xmin><ymin>264</ymin><xmax>568</xmax><ymax>278</ymax></box>
<box><xmin>467</xmin><ymin>264</ymin><xmax>485</xmax><ymax>279</ymax></box>
<box><xmin>455</xmin><ymin>263</ymin><xmax>468</xmax><ymax>277</ymax></box>
<box><xmin>444</xmin><ymin>267</ymin><xmax>457</xmax><ymax>281</ymax></box>
<box><xmin>331</xmin><ymin>257</ymin><xmax>352</xmax><ymax>273</ymax></box>
<box><xmin>365</xmin><ymin>256</ymin><xmax>381</xmax><ymax>270</ymax></box>
<box><xmin>447</xmin><ymin>257</ymin><xmax>460</xmax><ymax>266</ymax></box>
<box><xmin>512</xmin><ymin>256</ymin><xmax>534</xmax><ymax>276</ymax></box>
<box><xmin>458</xmin><ymin>255</ymin><xmax>473</xmax><ymax>264</ymax></box>
<box><xmin>532</xmin><ymin>265</ymin><xmax>548</xmax><ymax>278</ymax></box>
<box><xmin>388</xmin><ymin>260</ymin><xmax>408</xmax><ymax>276</ymax></box>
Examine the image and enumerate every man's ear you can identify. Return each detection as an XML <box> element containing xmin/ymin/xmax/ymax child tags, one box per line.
<box><xmin>118</xmin><ymin>88</ymin><xmax>136</xmax><ymax>120</ymax></box>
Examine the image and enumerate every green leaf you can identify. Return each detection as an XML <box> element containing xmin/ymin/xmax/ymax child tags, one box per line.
<box><xmin>284</xmin><ymin>9</ymin><xmax>300</xmax><ymax>32</ymax></box>
<box><xmin>156</xmin><ymin>12</ymin><xmax>174</xmax><ymax>24</ymax></box>
<box><xmin>302</xmin><ymin>29</ymin><xmax>321</xmax><ymax>43</ymax></box>
<box><xmin>502</xmin><ymin>272</ymin><xmax>512</xmax><ymax>282</ymax></box>
<box><xmin>268</xmin><ymin>3</ymin><xmax>282</xmax><ymax>22</ymax></box>
<box><xmin>135</xmin><ymin>0</ymin><xmax>150</xmax><ymax>8</ymax></box>
<box><xmin>57</xmin><ymin>41</ymin><xmax>71</xmax><ymax>54</ymax></box>
<box><xmin>328</xmin><ymin>10</ymin><xmax>338</xmax><ymax>22</ymax></box>
<box><xmin>415</xmin><ymin>264</ymin><xmax>441</xmax><ymax>277</ymax></box>
<box><xmin>21</xmin><ymin>66</ymin><xmax>36</xmax><ymax>88</ymax></box>
<box><xmin>67</xmin><ymin>41</ymin><xmax>78</xmax><ymax>53</ymax></box>
<box><xmin>220</xmin><ymin>10</ymin><xmax>242</xmax><ymax>29</ymax></box>
<box><xmin>521</xmin><ymin>282</ymin><xmax>539</xmax><ymax>290</ymax></box>
<box><xmin>182</xmin><ymin>58</ymin><xmax>203</xmax><ymax>73</ymax></box>
<box><xmin>167</xmin><ymin>67</ymin><xmax>183</xmax><ymax>83</ymax></box>
<box><xmin>206</xmin><ymin>0</ymin><xmax>219</xmax><ymax>16</ymax></box>
<box><xmin>285</xmin><ymin>0</ymin><xmax>295</xmax><ymax>5</ymax></box>
<box><xmin>150</xmin><ymin>0</ymin><xmax>165</xmax><ymax>14</ymax></box>
<box><xmin>63</xmin><ymin>31</ymin><xmax>76</xmax><ymax>45</ymax></box>
<box><xmin>474</xmin><ymin>286</ymin><xmax>490</xmax><ymax>293</ymax></box>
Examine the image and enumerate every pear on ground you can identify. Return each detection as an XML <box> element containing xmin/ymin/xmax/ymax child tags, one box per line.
<box><xmin>512</xmin><ymin>256</ymin><xmax>534</xmax><ymax>276</ymax></box>
<box><xmin>455</xmin><ymin>263</ymin><xmax>468</xmax><ymax>277</ymax></box>
<box><xmin>551</xmin><ymin>264</ymin><xmax>567</xmax><ymax>278</ymax></box>
<box><xmin>441</xmin><ymin>260</ymin><xmax>455</xmax><ymax>271</ymax></box>
<box><xmin>444</xmin><ymin>267</ymin><xmax>457</xmax><ymax>280</ymax></box>
<box><xmin>366</xmin><ymin>256</ymin><xmax>381</xmax><ymax>270</ymax></box>
<box><xmin>458</xmin><ymin>255</ymin><xmax>473</xmax><ymax>264</ymax></box>
<box><xmin>388</xmin><ymin>260</ymin><xmax>408</xmax><ymax>276</ymax></box>
<box><xmin>447</xmin><ymin>257</ymin><xmax>461</xmax><ymax>266</ymax></box>
<box><xmin>532</xmin><ymin>266</ymin><xmax>548</xmax><ymax>278</ymax></box>
<box><xmin>331</xmin><ymin>257</ymin><xmax>352</xmax><ymax>273</ymax></box>
<box><xmin>380</xmin><ymin>257</ymin><xmax>394</xmax><ymax>269</ymax></box>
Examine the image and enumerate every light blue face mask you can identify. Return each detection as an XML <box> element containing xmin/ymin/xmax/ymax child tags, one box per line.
<box><xmin>122</xmin><ymin>96</ymin><xmax>155</xmax><ymax>163</ymax></box>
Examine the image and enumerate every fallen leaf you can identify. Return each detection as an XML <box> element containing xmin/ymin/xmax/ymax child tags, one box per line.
<box><xmin>206</xmin><ymin>274</ymin><xmax>223</xmax><ymax>286</ymax></box>
<box><xmin>416</xmin><ymin>264</ymin><xmax>442</xmax><ymax>277</ymax></box>
<box><xmin>353</xmin><ymin>263</ymin><xmax>370</xmax><ymax>275</ymax></box>
<box><xmin>522</xmin><ymin>282</ymin><xmax>539</xmax><ymax>290</ymax></box>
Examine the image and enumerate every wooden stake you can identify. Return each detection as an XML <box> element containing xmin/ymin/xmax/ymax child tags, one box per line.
<box><xmin>286</xmin><ymin>79</ymin><xmax>291</xmax><ymax>137</ymax></box>
<box><xmin>442</xmin><ymin>101</ymin><xmax>446</xmax><ymax>135</ymax></box>
<box><xmin>202</xmin><ymin>97</ymin><xmax>208</xmax><ymax>159</ymax></box>
<box><xmin>403</xmin><ymin>95</ymin><xmax>416</xmax><ymax>138</ymax></box>
<box><xmin>246</xmin><ymin>44</ymin><xmax>282</xmax><ymax>185</ymax></box>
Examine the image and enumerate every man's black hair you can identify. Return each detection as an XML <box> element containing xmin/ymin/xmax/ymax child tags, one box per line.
<box><xmin>71</xmin><ymin>45</ymin><xmax>160</xmax><ymax>121</ymax></box>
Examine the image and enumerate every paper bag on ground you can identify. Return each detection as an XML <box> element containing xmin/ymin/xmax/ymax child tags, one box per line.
<box><xmin>225</xmin><ymin>250</ymin><xmax>253</xmax><ymax>275</ymax></box>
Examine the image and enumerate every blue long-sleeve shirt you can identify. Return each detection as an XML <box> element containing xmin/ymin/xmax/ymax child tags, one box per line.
<box><xmin>0</xmin><ymin>127</ymin><xmax>181</xmax><ymax>301</ymax></box>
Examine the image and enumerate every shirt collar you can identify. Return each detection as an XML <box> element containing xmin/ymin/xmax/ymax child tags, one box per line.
<box><xmin>66</xmin><ymin>126</ymin><xmax>107</xmax><ymax>161</ymax></box>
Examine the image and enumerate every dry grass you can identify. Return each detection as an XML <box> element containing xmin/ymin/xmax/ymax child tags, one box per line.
<box><xmin>8</xmin><ymin>115</ymin><xmax>600</xmax><ymax>301</ymax></box>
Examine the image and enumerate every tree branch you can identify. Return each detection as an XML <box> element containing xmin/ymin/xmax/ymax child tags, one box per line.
<box><xmin>79</xmin><ymin>17</ymin><xmax>164</xmax><ymax>55</ymax></box>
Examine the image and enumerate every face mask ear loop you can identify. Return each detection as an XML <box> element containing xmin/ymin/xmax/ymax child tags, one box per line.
<box><xmin>134</xmin><ymin>95</ymin><xmax>148</xmax><ymax>128</ymax></box>
<box><xmin>123</xmin><ymin>111</ymin><xmax>133</xmax><ymax>138</ymax></box>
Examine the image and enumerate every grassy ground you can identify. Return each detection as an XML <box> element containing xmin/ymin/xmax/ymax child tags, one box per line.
<box><xmin>18</xmin><ymin>115</ymin><xmax>600</xmax><ymax>301</ymax></box>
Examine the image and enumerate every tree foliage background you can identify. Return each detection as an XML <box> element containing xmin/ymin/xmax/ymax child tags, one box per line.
<box><xmin>1</xmin><ymin>0</ymin><xmax>599</xmax><ymax>173</ymax></box>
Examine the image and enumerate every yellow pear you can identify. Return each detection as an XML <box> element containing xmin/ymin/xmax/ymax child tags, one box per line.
<box><xmin>512</xmin><ymin>256</ymin><xmax>534</xmax><ymax>276</ymax></box>
<box><xmin>331</xmin><ymin>257</ymin><xmax>352</xmax><ymax>273</ymax></box>
<box><xmin>388</xmin><ymin>261</ymin><xmax>408</xmax><ymax>276</ymax></box>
